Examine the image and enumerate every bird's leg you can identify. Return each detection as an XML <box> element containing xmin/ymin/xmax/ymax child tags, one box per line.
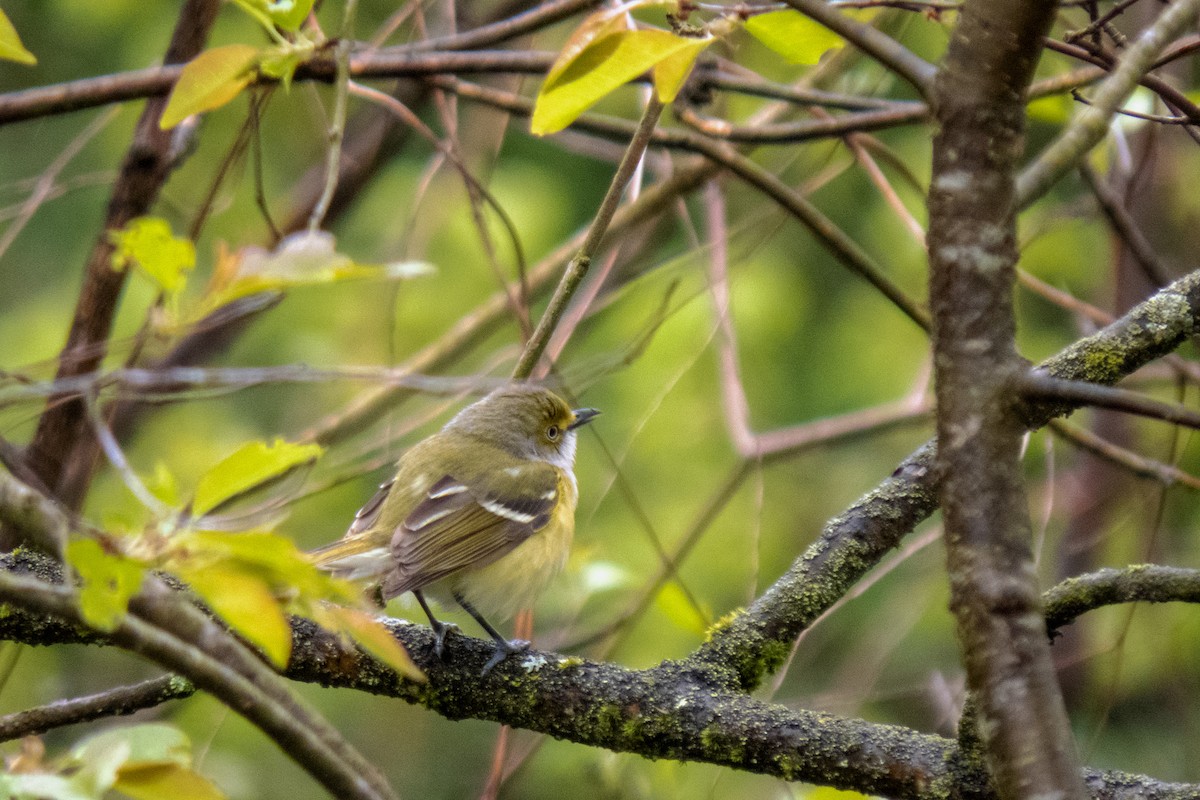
<box><xmin>452</xmin><ymin>592</ymin><xmax>529</xmax><ymax>674</ymax></box>
<box><xmin>413</xmin><ymin>590</ymin><xmax>456</xmax><ymax>659</ymax></box>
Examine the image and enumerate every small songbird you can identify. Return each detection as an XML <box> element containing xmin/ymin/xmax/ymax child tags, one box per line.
<box><xmin>311</xmin><ymin>384</ymin><xmax>599</xmax><ymax>672</ymax></box>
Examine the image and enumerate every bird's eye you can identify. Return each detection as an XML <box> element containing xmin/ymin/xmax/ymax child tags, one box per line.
<box><xmin>546</xmin><ymin>425</ymin><xmax>560</xmax><ymax>441</ymax></box>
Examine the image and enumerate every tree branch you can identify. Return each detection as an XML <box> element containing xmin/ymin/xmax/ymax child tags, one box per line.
<box><xmin>21</xmin><ymin>0</ymin><xmax>221</xmax><ymax>518</ymax></box>
<box><xmin>928</xmin><ymin>1</ymin><xmax>1085</xmax><ymax>797</ymax></box>
<box><xmin>1017</xmin><ymin>0</ymin><xmax>1200</xmax><ymax>206</ymax></box>
<box><xmin>0</xmin><ymin>674</ymin><xmax>194</xmax><ymax>742</ymax></box>
<box><xmin>0</xmin><ymin>549</ymin><xmax>1195</xmax><ymax>800</ymax></box>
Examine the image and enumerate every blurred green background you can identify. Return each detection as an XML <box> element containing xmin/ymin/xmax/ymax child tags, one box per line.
<box><xmin>1</xmin><ymin>2</ymin><xmax>1198</xmax><ymax>798</ymax></box>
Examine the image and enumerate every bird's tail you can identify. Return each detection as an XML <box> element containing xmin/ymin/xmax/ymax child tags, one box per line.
<box><xmin>309</xmin><ymin>537</ymin><xmax>391</xmax><ymax>581</ymax></box>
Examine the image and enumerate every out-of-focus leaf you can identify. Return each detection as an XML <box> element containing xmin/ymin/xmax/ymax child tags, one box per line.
<box><xmin>170</xmin><ymin>530</ymin><xmax>360</xmax><ymax>603</ymax></box>
<box><xmin>0</xmin><ymin>9</ymin><xmax>36</xmax><ymax>65</ymax></box>
<box><xmin>66</xmin><ymin>539</ymin><xmax>145</xmax><ymax>632</ymax></box>
<box><xmin>115</xmin><ymin>765</ymin><xmax>225</xmax><ymax>800</ymax></box>
<box><xmin>180</xmin><ymin>563</ymin><xmax>292</xmax><ymax>667</ymax></box>
<box><xmin>532</xmin><ymin>29</ymin><xmax>709</xmax><ymax>135</ymax></box>
<box><xmin>265</xmin><ymin>0</ymin><xmax>315</xmax><ymax>32</ymax></box>
<box><xmin>160</xmin><ymin>44</ymin><xmax>260</xmax><ymax>130</ymax></box>
<box><xmin>654</xmin><ymin>580</ymin><xmax>710</xmax><ymax>637</ymax></box>
<box><xmin>109</xmin><ymin>218</ymin><xmax>196</xmax><ymax>297</ymax></box>
<box><xmin>318</xmin><ymin>605</ymin><xmax>427</xmax><ymax>683</ymax></box>
<box><xmin>71</xmin><ymin>724</ymin><xmax>225</xmax><ymax>800</ymax></box>
<box><xmin>652</xmin><ymin>34</ymin><xmax>712</xmax><ymax>102</ymax></box>
<box><xmin>192</xmin><ymin>438</ymin><xmax>324</xmax><ymax>517</ymax></box>
<box><xmin>146</xmin><ymin>462</ymin><xmax>181</xmax><ymax>508</ymax></box>
<box><xmin>745</xmin><ymin>10</ymin><xmax>846</xmax><ymax>65</ymax></box>
<box><xmin>197</xmin><ymin>231</ymin><xmax>432</xmax><ymax>319</ymax></box>
<box><xmin>233</xmin><ymin>0</ymin><xmax>314</xmax><ymax>33</ymax></box>
<box><xmin>73</xmin><ymin>725</ymin><xmax>188</xmax><ymax>770</ymax></box>
<box><xmin>0</xmin><ymin>773</ymin><xmax>94</xmax><ymax>800</ymax></box>
<box><xmin>807</xmin><ymin>787</ymin><xmax>872</xmax><ymax>800</ymax></box>
<box><xmin>258</xmin><ymin>38</ymin><xmax>315</xmax><ymax>91</ymax></box>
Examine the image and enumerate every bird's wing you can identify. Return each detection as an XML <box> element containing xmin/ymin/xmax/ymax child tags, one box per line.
<box><xmin>307</xmin><ymin>478</ymin><xmax>397</xmax><ymax>578</ymax></box>
<box><xmin>381</xmin><ymin>466</ymin><xmax>559</xmax><ymax>598</ymax></box>
<box><xmin>345</xmin><ymin>478</ymin><xmax>394</xmax><ymax>538</ymax></box>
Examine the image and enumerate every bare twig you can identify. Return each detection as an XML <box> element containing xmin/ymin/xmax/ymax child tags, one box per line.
<box><xmin>0</xmin><ymin>674</ymin><xmax>194</xmax><ymax>742</ymax></box>
<box><xmin>1018</xmin><ymin>0</ymin><xmax>1200</xmax><ymax>205</ymax></box>
<box><xmin>512</xmin><ymin>96</ymin><xmax>665</xmax><ymax>379</ymax></box>
<box><xmin>1017</xmin><ymin>371</ymin><xmax>1200</xmax><ymax>431</ymax></box>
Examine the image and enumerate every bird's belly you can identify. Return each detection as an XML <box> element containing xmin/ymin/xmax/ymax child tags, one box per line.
<box><xmin>438</xmin><ymin>502</ymin><xmax>574</xmax><ymax>621</ymax></box>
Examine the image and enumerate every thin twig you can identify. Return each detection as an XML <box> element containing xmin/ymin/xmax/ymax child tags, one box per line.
<box><xmin>0</xmin><ymin>674</ymin><xmax>195</xmax><ymax>742</ymax></box>
<box><xmin>1018</xmin><ymin>0</ymin><xmax>1200</xmax><ymax>205</ymax></box>
<box><xmin>1017</xmin><ymin>371</ymin><xmax>1200</xmax><ymax>432</ymax></box>
<box><xmin>512</xmin><ymin>96</ymin><xmax>665</xmax><ymax>379</ymax></box>
<box><xmin>308</xmin><ymin>0</ymin><xmax>359</xmax><ymax>232</ymax></box>
<box><xmin>1048</xmin><ymin>419</ymin><xmax>1200</xmax><ymax>490</ymax></box>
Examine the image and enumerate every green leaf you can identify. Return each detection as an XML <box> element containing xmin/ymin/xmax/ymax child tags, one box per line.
<box><xmin>170</xmin><ymin>530</ymin><xmax>360</xmax><ymax>603</ymax></box>
<box><xmin>257</xmin><ymin>39</ymin><xmax>315</xmax><ymax>91</ymax></box>
<box><xmin>196</xmin><ymin>231</ymin><xmax>432</xmax><ymax>320</ymax></box>
<box><xmin>265</xmin><ymin>0</ymin><xmax>315</xmax><ymax>33</ymax></box>
<box><xmin>109</xmin><ymin>217</ymin><xmax>196</xmax><ymax>297</ymax></box>
<box><xmin>652</xmin><ymin>35</ymin><xmax>712</xmax><ymax>103</ymax></box>
<box><xmin>180</xmin><ymin>563</ymin><xmax>292</xmax><ymax>668</ymax></box>
<box><xmin>0</xmin><ymin>773</ymin><xmax>95</xmax><ymax>800</ymax></box>
<box><xmin>66</xmin><ymin>539</ymin><xmax>145</xmax><ymax>632</ymax></box>
<box><xmin>532</xmin><ymin>29</ymin><xmax>709</xmax><ymax>135</ymax></box>
<box><xmin>192</xmin><ymin>438</ymin><xmax>324</xmax><ymax>517</ymax></box>
<box><xmin>0</xmin><ymin>9</ymin><xmax>36</xmax><ymax>65</ymax></box>
<box><xmin>160</xmin><ymin>44</ymin><xmax>260</xmax><ymax>130</ymax></box>
<box><xmin>72</xmin><ymin>724</ymin><xmax>190</xmax><ymax>770</ymax></box>
<box><xmin>744</xmin><ymin>9</ymin><xmax>846</xmax><ymax>65</ymax></box>
<box><xmin>318</xmin><ymin>605</ymin><xmax>427</xmax><ymax>683</ymax></box>
<box><xmin>71</xmin><ymin>724</ymin><xmax>225</xmax><ymax>800</ymax></box>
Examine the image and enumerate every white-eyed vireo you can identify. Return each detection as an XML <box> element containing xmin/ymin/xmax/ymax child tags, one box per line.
<box><xmin>312</xmin><ymin>384</ymin><xmax>599</xmax><ymax>672</ymax></box>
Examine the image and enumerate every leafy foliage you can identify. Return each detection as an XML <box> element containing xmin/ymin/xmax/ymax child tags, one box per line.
<box><xmin>0</xmin><ymin>725</ymin><xmax>223</xmax><ymax>800</ymax></box>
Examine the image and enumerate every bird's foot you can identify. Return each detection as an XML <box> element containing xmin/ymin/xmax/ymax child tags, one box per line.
<box><xmin>481</xmin><ymin>638</ymin><xmax>530</xmax><ymax>675</ymax></box>
<box><xmin>430</xmin><ymin>621</ymin><xmax>460</xmax><ymax>660</ymax></box>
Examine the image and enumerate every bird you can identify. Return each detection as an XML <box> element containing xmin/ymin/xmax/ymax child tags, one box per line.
<box><xmin>311</xmin><ymin>384</ymin><xmax>599</xmax><ymax>672</ymax></box>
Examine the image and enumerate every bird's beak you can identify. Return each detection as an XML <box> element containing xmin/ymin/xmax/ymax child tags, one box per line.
<box><xmin>569</xmin><ymin>407</ymin><xmax>600</xmax><ymax>430</ymax></box>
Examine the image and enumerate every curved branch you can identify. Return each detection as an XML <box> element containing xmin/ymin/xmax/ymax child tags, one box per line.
<box><xmin>0</xmin><ymin>564</ymin><xmax>398</xmax><ymax>800</ymax></box>
<box><xmin>0</xmin><ymin>551</ymin><xmax>1194</xmax><ymax>800</ymax></box>
<box><xmin>0</xmin><ymin>674</ymin><xmax>194</xmax><ymax>742</ymax></box>
<box><xmin>1044</xmin><ymin>565</ymin><xmax>1200</xmax><ymax>635</ymax></box>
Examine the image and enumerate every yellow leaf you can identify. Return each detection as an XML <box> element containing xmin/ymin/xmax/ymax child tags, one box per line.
<box><xmin>533</xmin><ymin>29</ymin><xmax>707</xmax><ymax>135</ymax></box>
<box><xmin>745</xmin><ymin>9</ymin><xmax>849</xmax><ymax>65</ymax></box>
<box><xmin>0</xmin><ymin>9</ymin><xmax>35</xmax><ymax>65</ymax></box>
<box><xmin>109</xmin><ymin>217</ymin><xmax>196</xmax><ymax>296</ymax></box>
<box><xmin>171</xmin><ymin>529</ymin><xmax>360</xmax><ymax>604</ymax></box>
<box><xmin>192</xmin><ymin>438</ymin><xmax>324</xmax><ymax>517</ymax></box>
<box><xmin>543</xmin><ymin>7</ymin><xmax>631</xmax><ymax>90</ymax></box>
<box><xmin>652</xmin><ymin>35</ymin><xmax>712</xmax><ymax>103</ymax></box>
<box><xmin>116</xmin><ymin>765</ymin><xmax>226</xmax><ymax>800</ymax></box>
<box><xmin>182</xmin><ymin>564</ymin><xmax>292</xmax><ymax>668</ymax></box>
<box><xmin>320</xmin><ymin>606</ymin><xmax>426</xmax><ymax>683</ymax></box>
<box><xmin>160</xmin><ymin>44</ymin><xmax>260</xmax><ymax>130</ymax></box>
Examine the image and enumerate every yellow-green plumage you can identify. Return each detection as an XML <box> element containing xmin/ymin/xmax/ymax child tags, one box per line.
<box><xmin>310</xmin><ymin>385</ymin><xmax>596</xmax><ymax>668</ymax></box>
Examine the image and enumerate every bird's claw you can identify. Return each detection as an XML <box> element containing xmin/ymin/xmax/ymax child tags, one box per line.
<box><xmin>481</xmin><ymin>638</ymin><xmax>530</xmax><ymax>675</ymax></box>
<box><xmin>430</xmin><ymin>622</ymin><xmax>460</xmax><ymax>660</ymax></box>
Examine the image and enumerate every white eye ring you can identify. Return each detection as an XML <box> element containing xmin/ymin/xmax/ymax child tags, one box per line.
<box><xmin>546</xmin><ymin>425</ymin><xmax>560</xmax><ymax>441</ymax></box>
